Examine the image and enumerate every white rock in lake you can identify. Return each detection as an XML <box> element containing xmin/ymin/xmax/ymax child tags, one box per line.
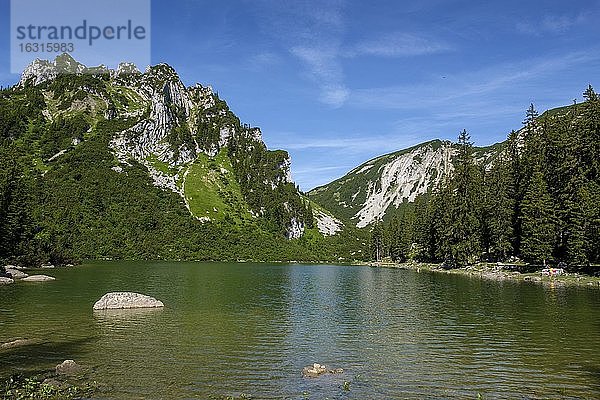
<box><xmin>22</xmin><ymin>275</ymin><xmax>55</xmax><ymax>282</ymax></box>
<box><xmin>0</xmin><ymin>277</ymin><xmax>14</xmax><ymax>285</ymax></box>
<box><xmin>5</xmin><ymin>268</ymin><xmax>28</xmax><ymax>279</ymax></box>
<box><xmin>93</xmin><ymin>292</ymin><xmax>164</xmax><ymax>310</ymax></box>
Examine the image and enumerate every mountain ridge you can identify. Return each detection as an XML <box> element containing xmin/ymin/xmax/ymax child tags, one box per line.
<box><xmin>0</xmin><ymin>54</ymin><xmax>367</xmax><ymax>266</ymax></box>
<box><xmin>16</xmin><ymin>54</ymin><xmax>321</xmax><ymax>238</ymax></box>
<box><xmin>309</xmin><ymin>137</ymin><xmax>503</xmax><ymax>227</ymax></box>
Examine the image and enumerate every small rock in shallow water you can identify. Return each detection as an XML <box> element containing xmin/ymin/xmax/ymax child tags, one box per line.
<box><xmin>5</xmin><ymin>268</ymin><xmax>28</xmax><ymax>279</ymax></box>
<box><xmin>302</xmin><ymin>363</ymin><xmax>343</xmax><ymax>377</ymax></box>
<box><xmin>22</xmin><ymin>275</ymin><xmax>55</xmax><ymax>282</ymax></box>
<box><xmin>0</xmin><ymin>277</ymin><xmax>14</xmax><ymax>285</ymax></box>
<box><xmin>93</xmin><ymin>292</ymin><xmax>164</xmax><ymax>310</ymax></box>
<box><xmin>303</xmin><ymin>363</ymin><xmax>327</xmax><ymax>377</ymax></box>
<box><xmin>55</xmin><ymin>360</ymin><xmax>82</xmax><ymax>375</ymax></box>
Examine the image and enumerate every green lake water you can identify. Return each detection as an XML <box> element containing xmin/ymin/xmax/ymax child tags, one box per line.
<box><xmin>1</xmin><ymin>261</ymin><xmax>599</xmax><ymax>399</ymax></box>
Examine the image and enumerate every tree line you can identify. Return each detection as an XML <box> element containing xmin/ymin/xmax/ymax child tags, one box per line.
<box><xmin>372</xmin><ymin>86</ymin><xmax>600</xmax><ymax>270</ymax></box>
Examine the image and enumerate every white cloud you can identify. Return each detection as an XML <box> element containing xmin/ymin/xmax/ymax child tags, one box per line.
<box><xmin>348</xmin><ymin>32</ymin><xmax>452</xmax><ymax>57</ymax></box>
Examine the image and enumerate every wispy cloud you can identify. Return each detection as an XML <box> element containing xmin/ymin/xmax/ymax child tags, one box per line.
<box><xmin>348</xmin><ymin>32</ymin><xmax>452</xmax><ymax>57</ymax></box>
<box><xmin>516</xmin><ymin>13</ymin><xmax>587</xmax><ymax>36</ymax></box>
<box><xmin>349</xmin><ymin>51</ymin><xmax>600</xmax><ymax>110</ymax></box>
<box><xmin>291</xmin><ymin>30</ymin><xmax>451</xmax><ymax>107</ymax></box>
<box><xmin>268</xmin><ymin>131</ymin><xmax>426</xmax><ymax>155</ymax></box>
<box><xmin>291</xmin><ymin>46</ymin><xmax>349</xmax><ymax>107</ymax></box>
<box><xmin>251</xmin><ymin>1</ymin><xmax>451</xmax><ymax>108</ymax></box>
<box><xmin>250</xmin><ymin>0</ymin><xmax>349</xmax><ymax>107</ymax></box>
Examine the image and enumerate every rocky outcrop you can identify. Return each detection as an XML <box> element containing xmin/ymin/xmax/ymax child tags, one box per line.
<box><xmin>19</xmin><ymin>53</ymin><xmax>88</xmax><ymax>86</ymax></box>
<box><xmin>22</xmin><ymin>275</ymin><xmax>56</xmax><ymax>282</ymax></box>
<box><xmin>93</xmin><ymin>292</ymin><xmax>164</xmax><ymax>310</ymax></box>
<box><xmin>285</xmin><ymin>217</ymin><xmax>305</xmax><ymax>240</ymax></box>
<box><xmin>314</xmin><ymin>209</ymin><xmax>344</xmax><ymax>236</ymax></box>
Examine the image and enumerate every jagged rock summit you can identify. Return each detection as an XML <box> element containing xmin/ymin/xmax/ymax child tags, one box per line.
<box><xmin>19</xmin><ymin>53</ymin><xmax>140</xmax><ymax>87</ymax></box>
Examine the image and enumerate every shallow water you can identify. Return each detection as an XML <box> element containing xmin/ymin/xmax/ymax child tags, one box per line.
<box><xmin>1</xmin><ymin>261</ymin><xmax>599</xmax><ymax>399</ymax></box>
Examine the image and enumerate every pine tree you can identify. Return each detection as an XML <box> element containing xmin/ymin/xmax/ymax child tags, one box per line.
<box><xmin>398</xmin><ymin>207</ymin><xmax>415</xmax><ymax>260</ymax></box>
<box><xmin>411</xmin><ymin>194</ymin><xmax>431</xmax><ymax>261</ymax></box>
<box><xmin>387</xmin><ymin>215</ymin><xmax>403</xmax><ymax>261</ymax></box>
<box><xmin>370</xmin><ymin>220</ymin><xmax>384</xmax><ymax>261</ymax></box>
<box><xmin>506</xmin><ymin>130</ymin><xmax>524</xmax><ymax>255</ymax></box>
<box><xmin>520</xmin><ymin>166</ymin><xmax>556</xmax><ymax>265</ymax></box>
<box><xmin>482</xmin><ymin>153</ymin><xmax>514</xmax><ymax>261</ymax></box>
<box><xmin>442</xmin><ymin>130</ymin><xmax>482</xmax><ymax>265</ymax></box>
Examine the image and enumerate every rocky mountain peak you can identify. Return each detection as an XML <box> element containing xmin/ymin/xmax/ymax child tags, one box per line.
<box><xmin>18</xmin><ymin>53</ymin><xmax>140</xmax><ymax>87</ymax></box>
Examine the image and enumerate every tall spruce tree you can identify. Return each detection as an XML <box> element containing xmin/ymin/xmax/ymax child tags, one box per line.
<box><xmin>387</xmin><ymin>215</ymin><xmax>403</xmax><ymax>261</ymax></box>
<box><xmin>482</xmin><ymin>153</ymin><xmax>514</xmax><ymax>261</ymax></box>
<box><xmin>506</xmin><ymin>130</ymin><xmax>524</xmax><ymax>255</ymax></box>
<box><xmin>520</xmin><ymin>166</ymin><xmax>556</xmax><ymax>265</ymax></box>
<box><xmin>442</xmin><ymin>130</ymin><xmax>482</xmax><ymax>265</ymax></box>
<box><xmin>370</xmin><ymin>219</ymin><xmax>385</xmax><ymax>261</ymax></box>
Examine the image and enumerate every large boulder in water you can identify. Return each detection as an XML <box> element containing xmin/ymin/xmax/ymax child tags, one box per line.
<box><xmin>93</xmin><ymin>292</ymin><xmax>164</xmax><ymax>310</ymax></box>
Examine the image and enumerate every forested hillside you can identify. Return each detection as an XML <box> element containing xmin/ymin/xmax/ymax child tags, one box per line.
<box><xmin>371</xmin><ymin>87</ymin><xmax>600</xmax><ymax>269</ymax></box>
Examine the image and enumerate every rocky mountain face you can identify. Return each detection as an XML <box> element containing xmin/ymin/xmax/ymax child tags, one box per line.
<box><xmin>18</xmin><ymin>54</ymin><xmax>320</xmax><ymax>238</ymax></box>
<box><xmin>309</xmin><ymin>139</ymin><xmax>501</xmax><ymax>228</ymax></box>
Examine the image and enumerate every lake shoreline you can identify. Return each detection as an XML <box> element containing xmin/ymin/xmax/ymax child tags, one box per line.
<box><xmin>4</xmin><ymin>259</ymin><xmax>600</xmax><ymax>290</ymax></box>
<box><xmin>359</xmin><ymin>260</ymin><xmax>600</xmax><ymax>289</ymax></box>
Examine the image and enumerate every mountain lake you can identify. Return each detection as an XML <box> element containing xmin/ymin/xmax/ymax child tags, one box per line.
<box><xmin>1</xmin><ymin>261</ymin><xmax>599</xmax><ymax>399</ymax></box>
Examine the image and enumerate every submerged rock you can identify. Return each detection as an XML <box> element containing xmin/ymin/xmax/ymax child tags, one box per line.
<box><xmin>22</xmin><ymin>275</ymin><xmax>55</xmax><ymax>282</ymax></box>
<box><xmin>0</xmin><ymin>277</ymin><xmax>14</xmax><ymax>285</ymax></box>
<box><xmin>0</xmin><ymin>338</ymin><xmax>35</xmax><ymax>349</ymax></box>
<box><xmin>55</xmin><ymin>359</ymin><xmax>82</xmax><ymax>375</ymax></box>
<box><xmin>93</xmin><ymin>292</ymin><xmax>164</xmax><ymax>310</ymax></box>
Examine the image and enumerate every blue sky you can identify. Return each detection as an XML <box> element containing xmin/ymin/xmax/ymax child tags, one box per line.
<box><xmin>1</xmin><ymin>0</ymin><xmax>600</xmax><ymax>190</ymax></box>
